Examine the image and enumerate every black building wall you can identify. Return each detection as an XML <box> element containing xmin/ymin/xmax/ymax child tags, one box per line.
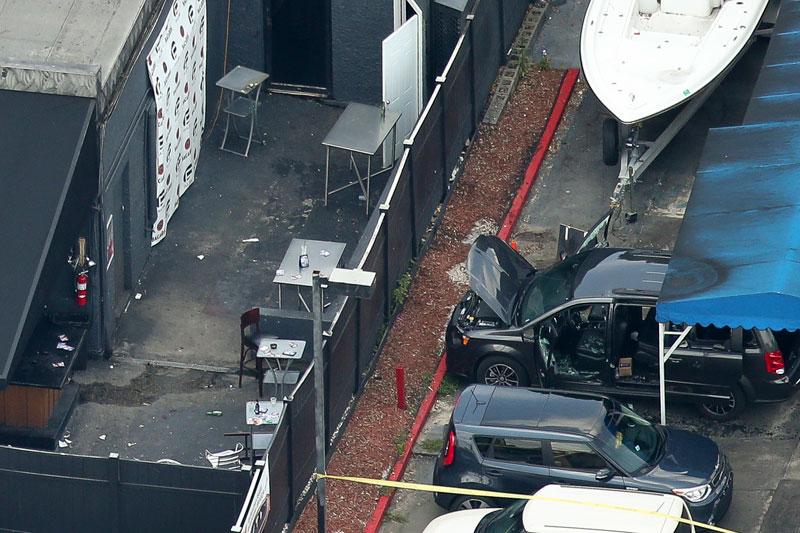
<box><xmin>94</xmin><ymin>0</ymin><xmax>175</xmax><ymax>354</ymax></box>
<box><xmin>206</xmin><ymin>0</ymin><xmax>266</xmax><ymax>128</ymax></box>
<box><xmin>331</xmin><ymin>0</ymin><xmax>394</xmax><ymax>103</ymax></box>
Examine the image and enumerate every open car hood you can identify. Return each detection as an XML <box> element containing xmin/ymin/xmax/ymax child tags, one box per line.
<box><xmin>467</xmin><ymin>236</ymin><xmax>536</xmax><ymax>324</ymax></box>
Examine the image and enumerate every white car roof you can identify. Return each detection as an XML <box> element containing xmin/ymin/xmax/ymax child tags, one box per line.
<box><xmin>522</xmin><ymin>485</ymin><xmax>691</xmax><ymax>533</ymax></box>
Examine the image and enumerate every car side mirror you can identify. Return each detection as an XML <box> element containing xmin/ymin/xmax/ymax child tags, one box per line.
<box><xmin>595</xmin><ymin>467</ymin><xmax>615</xmax><ymax>482</ymax></box>
<box><xmin>523</xmin><ymin>327</ymin><xmax>536</xmax><ymax>342</ymax></box>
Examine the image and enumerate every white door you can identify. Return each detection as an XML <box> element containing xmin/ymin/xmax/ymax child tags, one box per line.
<box><xmin>382</xmin><ymin>14</ymin><xmax>421</xmax><ymax>167</ymax></box>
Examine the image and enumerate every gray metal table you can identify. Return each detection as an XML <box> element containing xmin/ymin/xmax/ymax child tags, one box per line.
<box><xmin>216</xmin><ymin>66</ymin><xmax>269</xmax><ymax>158</ymax></box>
<box><xmin>322</xmin><ymin>102</ymin><xmax>402</xmax><ymax>214</ymax></box>
<box><xmin>256</xmin><ymin>338</ymin><xmax>306</xmax><ymax>398</ymax></box>
<box><xmin>272</xmin><ymin>239</ymin><xmax>346</xmax><ymax>311</ymax></box>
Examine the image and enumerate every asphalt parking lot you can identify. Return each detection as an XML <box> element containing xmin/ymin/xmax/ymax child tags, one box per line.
<box><xmin>380</xmin><ymin>3</ymin><xmax>800</xmax><ymax>532</ymax></box>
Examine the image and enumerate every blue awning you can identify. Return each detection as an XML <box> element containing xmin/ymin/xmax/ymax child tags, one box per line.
<box><xmin>656</xmin><ymin>120</ymin><xmax>800</xmax><ymax>331</ymax></box>
<box><xmin>744</xmin><ymin>0</ymin><xmax>800</xmax><ymax>124</ymax></box>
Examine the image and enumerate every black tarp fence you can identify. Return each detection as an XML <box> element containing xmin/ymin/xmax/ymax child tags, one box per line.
<box><xmin>0</xmin><ymin>445</ymin><xmax>250</xmax><ymax>532</ymax></box>
<box><xmin>260</xmin><ymin>0</ymin><xmax>531</xmax><ymax>531</ymax></box>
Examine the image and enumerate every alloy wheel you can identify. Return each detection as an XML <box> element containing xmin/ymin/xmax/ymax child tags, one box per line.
<box><xmin>457</xmin><ymin>498</ymin><xmax>492</xmax><ymax>510</ymax></box>
<box><xmin>702</xmin><ymin>393</ymin><xmax>736</xmax><ymax>416</ymax></box>
<box><xmin>484</xmin><ymin>363</ymin><xmax>519</xmax><ymax>387</ymax></box>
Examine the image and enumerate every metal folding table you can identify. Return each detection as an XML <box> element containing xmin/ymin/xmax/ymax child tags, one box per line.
<box><xmin>256</xmin><ymin>338</ymin><xmax>306</xmax><ymax>398</ymax></box>
<box><xmin>216</xmin><ymin>66</ymin><xmax>269</xmax><ymax>158</ymax></box>
<box><xmin>272</xmin><ymin>239</ymin><xmax>346</xmax><ymax>311</ymax></box>
<box><xmin>322</xmin><ymin>102</ymin><xmax>401</xmax><ymax>214</ymax></box>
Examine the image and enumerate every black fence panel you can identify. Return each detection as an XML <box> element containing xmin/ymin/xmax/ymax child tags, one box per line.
<box><xmin>0</xmin><ymin>452</ymin><xmax>111</xmax><ymax>531</ymax></box>
<box><xmin>384</xmin><ymin>161</ymin><xmax>414</xmax><ymax>289</ymax></box>
<box><xmin>356</xmin><ymin>225</ymin><xmax>388</xmax><ymax>383</ymax></box>
<box><xmin>266</xmin><ymin>418</ymin><xmax>292</xmax><ymax>532</ymax></box>
<box><xmin>503</xmin><ymin>0</ymin><xmax>530</xmax><ymax>52</ymax></box>
<box><xmin>410</xmin><ymin>95</ymin><xmax>446</xmax><ymax>238</ymax></box>
<box><xmin>471</xmin><ymin>0</ymin><xmax>503</xmax><ymax>113</ymax></box>
<box><xmin>289</xmin><ymin>370</ymin><xmax>317</xmax><ymax>508</ymax></box>
<box><xmin>441</xmin><ymin>37</ymin><xmax>475</xmax><ymax>175</ymax></box>
<box><xmin>0</xmin><ymin>446</ymin><xmax>249</xmax><ymax>533</ymax></box>
<box><xmin>326</xmin><ymin>297</ymin><xmax>358</xmax><ymax>431</ymax></box>
<box><xmin>125</xmin><ymin>463</ymin><xmax>246</xmax><ymax>533</ymax></box>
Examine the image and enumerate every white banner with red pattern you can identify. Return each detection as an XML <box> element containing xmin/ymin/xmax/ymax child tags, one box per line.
<box><xmin>146</xmin><ymin>0</ymin><xmax>207</xmax><ymax>245</ymax></box>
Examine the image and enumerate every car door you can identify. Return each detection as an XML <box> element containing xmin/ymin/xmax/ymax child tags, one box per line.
<box><xmin>545</xmin><ymin>440</ymin><xmax>627</xmax><ymax>490</ymax></box>
<box><xmin>558</xmin><ymin>209</ymin><xmax>614</xmax><ymax>260</ymax></box>
<box><xmin>536</xmin><ymin>303</ymin><xmax>611</xmax><ymax>391</ymax></box>
<box><xmin>664</xmin><ymin>325</ymin><xmax>743</xmax><ymax>394</ymax></box>
<box><xmin>476</xmin><ymin>435</ymin><xmax>551</xmax><ymax>498</ymax></box>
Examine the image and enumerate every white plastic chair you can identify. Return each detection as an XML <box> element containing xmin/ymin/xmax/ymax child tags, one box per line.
<box><xmin>205</xmin><ymin>442</ymin><xmax>244</xmax><ymax>469</ymax></box>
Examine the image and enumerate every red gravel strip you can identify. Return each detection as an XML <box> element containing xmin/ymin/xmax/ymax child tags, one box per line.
<box><xmin>294</xmin><ymin>68</ymin><xmax>566</xmax><ymax>533</ymax></box>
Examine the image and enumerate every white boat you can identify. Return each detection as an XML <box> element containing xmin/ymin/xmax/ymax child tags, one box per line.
<box><xmin>581</xmin><ymin>0</ymin><xmax>769</xmax><ymax>124</ymax></box>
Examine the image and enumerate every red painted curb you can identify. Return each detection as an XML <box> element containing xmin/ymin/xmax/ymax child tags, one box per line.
<box><xmin>498</xmin><ymin>68</ymin><xmax>580</xmax><ymax>241</ymax></box>
<box><xmin>364</xmin><ymin>68</ymin><xmax>580</xmax><ymax>533</ymax></box>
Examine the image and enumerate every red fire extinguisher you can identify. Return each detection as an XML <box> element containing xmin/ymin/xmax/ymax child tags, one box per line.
<box><xmin>76</xmin><ymin>272</ymin><xmax>88</xmax><ymax>307</ymax></box>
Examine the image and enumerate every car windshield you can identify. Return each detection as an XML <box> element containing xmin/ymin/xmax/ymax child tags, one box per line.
<box><xmin>476</xmin><ymin>500</ymin><xmax>527</xmax><ymax>533</ymax></box>
<box><xmin>593</xmin><ymin>401</ymin><xmax>663</xmax><ymax>475</ymax></box>
<box><xmin>517</xmin><ymin>257</ymin><xmax>577</xmax><ymax>324</ymax></box>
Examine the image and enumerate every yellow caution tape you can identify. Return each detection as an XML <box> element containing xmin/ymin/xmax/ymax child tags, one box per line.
<box><xmin>315</xmin><ymin>473</ymin><xmax>738</xmax><ymax>533</ymax></box>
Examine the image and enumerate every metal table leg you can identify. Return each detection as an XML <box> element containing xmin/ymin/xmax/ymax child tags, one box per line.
<box><xmin>220</xmin><ymin>90</ymin><xmax>233</xmax><ymax>150</ymax></box>
<box><xmin>324</xmin><ymin>146</ymin><xmax>331</xmax><ymax>206</ymax></box>
<box><xmin>366</xmin><ymin>154</ymin><xmax>371</xmax><ymax>215</ymax></box>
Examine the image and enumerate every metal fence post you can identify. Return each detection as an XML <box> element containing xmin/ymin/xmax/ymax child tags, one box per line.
<box><xmin>108</xmin><ymin>453</ymin><xmax>122</xmax><ymax>533</ymax></box>
<box><xmin>354</xmin><ymin>299</ymin><xmax>362</xmax><ymax>392</ymax></box>
<box><xmin>435</xmin><ymin>75</ymin><xmax>449</xmax><ymax>200</ymax></box>
<box><xmin>285</xmin><ymin>400</ymin><xmax>295</xmax><ymax>524</ymax></box>
<box><xmin>466</xmin><ymin>16</ymin><xmax>477</xmax><ymax>135</ymax></box>
<box><xmin>404</xmin><ymin>142</ymin><xmax>419</xmax><ymax>259</ymax></box>
<box><xmin>382</xmin><ymin>214</ymin><xmax>390</xmax><ymax>320</ymax></box>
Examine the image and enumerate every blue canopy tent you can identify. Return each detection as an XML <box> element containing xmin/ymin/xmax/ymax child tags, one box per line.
<box><xmin>651</xmin><ymin>1</ymin><xmax>800</xmax><ymax>424</ymax></box>
<box><xmin>654</xmin><ymin>120</ymin><xmax>800</xmax><ymax>423</ymax></box>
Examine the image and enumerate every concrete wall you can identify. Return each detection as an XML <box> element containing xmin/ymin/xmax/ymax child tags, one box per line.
<box><xmin>331</xmin><ymin>0</ymin><xmax>394</xmax><ymax>103</ymax></box>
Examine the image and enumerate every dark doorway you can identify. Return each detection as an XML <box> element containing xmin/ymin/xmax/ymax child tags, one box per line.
<box><xmin>269</xmin><ymin>0</ymin><xmax>330</xmax><ymax>95</ymax></box>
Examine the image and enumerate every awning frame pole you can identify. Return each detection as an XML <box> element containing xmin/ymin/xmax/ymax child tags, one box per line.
<box><xmin>658</xmin><ymin>323</ymin><xmax>693</xmax><ymax>425</ymax></box>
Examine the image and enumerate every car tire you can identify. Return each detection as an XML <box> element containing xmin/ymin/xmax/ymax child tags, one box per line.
<box><xmin>477</xmin><ymin>356</ymin><xmax>530</xmax><ymax>388</ymax></box>
<box><xmin>697</xmin><ymin>386</ymin><xmax>746</xmax><ymax>421</ymax></box>
<box><xmin>449</xmin><ymin>495</ymin><xmax>498</xmax><ymax>512</ymax></box>
<box><xmin>602</xmin><ymin>118</ymin><xmax>620</xmax><ymax>166</ymax></box>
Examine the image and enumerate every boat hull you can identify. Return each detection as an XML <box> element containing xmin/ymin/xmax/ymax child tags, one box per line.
<box><xmin>580</xmin><ymin>0</ymin><xmax>769</xmax><ymax>124</ymax></box>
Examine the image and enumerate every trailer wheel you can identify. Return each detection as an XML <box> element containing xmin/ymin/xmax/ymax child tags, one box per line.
<box><xmin>602</xmin><ymin>118</ymin><xmax>619</xmax><ymax>166</ymax></box>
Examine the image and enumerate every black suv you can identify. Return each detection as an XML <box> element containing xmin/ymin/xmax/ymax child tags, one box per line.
<box><xmin>433</xmin><ymin>386</ymin><xmax>734</xmax><ymax>526</ymax></box>
<box><xmin>445</xmin><ymin>235</ymin><xmax>800</xmax><ymax>419</ymax></box>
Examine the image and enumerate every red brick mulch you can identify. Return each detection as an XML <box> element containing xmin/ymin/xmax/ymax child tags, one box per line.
<box><xmin>295</xmin><ymin>68</ymin><xmax>566</xmax><ymax>532</ymax></box>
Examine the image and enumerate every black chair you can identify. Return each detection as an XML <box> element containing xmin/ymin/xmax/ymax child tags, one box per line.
<box><xmin>239</xmin><ymin>308</ymin><xmax>276</xmax><ymax>391</ymax></box>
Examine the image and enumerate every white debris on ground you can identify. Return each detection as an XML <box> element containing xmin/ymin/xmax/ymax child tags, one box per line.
<box><xmin>462</xmin><ymin>218</ymin><xmax>499</xmax><ymax>244</ymax></box>
<box><xmin>447</xmin><ymin>261</ymin><xmax>469</xmax><ymax>287</ymax></box>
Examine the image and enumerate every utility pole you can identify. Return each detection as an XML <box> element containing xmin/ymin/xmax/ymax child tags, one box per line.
<box><xmin>312</xmin><ymin>271</ymin><xmax>327</xmax><ymax>533</ymax></box>
<box><xmin>311</xmin><ymin>266</ymin><xmax>375</xmax><ymax>533</ymax></box>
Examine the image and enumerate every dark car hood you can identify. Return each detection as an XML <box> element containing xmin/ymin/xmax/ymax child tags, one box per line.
<box><xmin>467</xmin><ymin>236</ymin><xmax>536</xmax><ymax>324</ymax></box>
<box><xmin>638</xmin><ymin>427</ymin><xmax>720</xmax><ymax>488</ymax></box>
